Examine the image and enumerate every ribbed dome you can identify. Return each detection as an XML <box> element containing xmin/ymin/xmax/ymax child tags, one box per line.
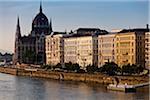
<box><xmin>32</xmin><ymin>12</ymin><xmax>49</xmax><ymax>27</ymax></box>
<box><xmin>31</xmin><ymin>3</ymin><xmax>51</xmax><ymax>36</ymax></box>
<box><xmin>32</xmin><ymin>3</ymin><xmax>49</xmax><ymax>28</ymax></box>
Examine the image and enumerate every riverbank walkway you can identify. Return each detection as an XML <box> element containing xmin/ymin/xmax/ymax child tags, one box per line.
<box><xmin>133</xmin><ymin>82</ymin><xmax>149</xmax><ymax>88</ymax></box>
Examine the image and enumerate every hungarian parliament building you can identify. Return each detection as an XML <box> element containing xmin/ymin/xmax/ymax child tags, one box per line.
<box><xmin>14</xmin><ymin>4</ymin><xmax>52</xmax><ymax>64</ymax></box>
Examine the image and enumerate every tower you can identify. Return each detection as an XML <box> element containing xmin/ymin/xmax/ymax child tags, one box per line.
<box><xmin>14</xmin><ymin>16</ymin><xmax>21</xmax><ymax>64</ymax></box>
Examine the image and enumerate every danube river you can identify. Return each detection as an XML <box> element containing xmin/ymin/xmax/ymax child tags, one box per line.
<box><xmin>0</xmin><ymin>73</ymin><xmax>149</xmax><ymax>100</ymax></box>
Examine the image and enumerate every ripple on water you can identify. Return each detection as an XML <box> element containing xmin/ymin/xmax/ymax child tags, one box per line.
<box><xmin>0</xmin><ymin>73</ymin><xmax>149</xmax><ymax>100</ymax></box>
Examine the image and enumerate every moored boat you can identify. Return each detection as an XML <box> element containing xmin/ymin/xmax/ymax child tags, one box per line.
<box><xmin>107</xmin><ymin>84</ymin><xmax>136</xmax><ymax>92</ymax></box>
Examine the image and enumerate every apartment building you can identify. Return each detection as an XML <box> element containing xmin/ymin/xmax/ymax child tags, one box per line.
<box><xmin>145</xmin><ymin>32</ymin><xmax>150</xmax><ymax>70</ymax></box>
<box><xmin>64</xmin><ymin>37</ymin><xmax>77</xmax><ymax>64</ymax></box>
<box><xmin>45</xmin><ymin>33</ymin><xmax>65</xmax><ymax>66</ymax></box>
<box><xmin>63</xmin><ymin>35</ymin><xmax>98</xmax><ymax>69</ymax></box>
<box><xmin>98</xmin><ymin>34</ymin><xmax>116</xmax><ymax>67</ymax></box>
<box><xmin>116</xmin><ymin>31</ymin><xmax>145</xmax><ymax>67</ymax></box>
<box><xmin>76</xmin><ymin>35</ymin><xmax>98</xmax><ymax>69</ymax></box>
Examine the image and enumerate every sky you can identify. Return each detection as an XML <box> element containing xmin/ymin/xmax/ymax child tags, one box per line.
<box><xmin>0</xmin><ymin>0</ymin><xmax>149</xmax><ymax>53</ymax></box>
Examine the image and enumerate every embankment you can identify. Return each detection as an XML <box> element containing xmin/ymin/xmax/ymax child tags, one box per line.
<box><xmin>0</xmin><ymin>67</ymin><xmax>149</xmax><ymax>85</ymax></box>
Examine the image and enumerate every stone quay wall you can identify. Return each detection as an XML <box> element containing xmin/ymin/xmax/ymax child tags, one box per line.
<box><xmin>0</xmin><ymin>67</ymin><xmax>148</xmax><ymax>85</ymax></box>
<box><xmin>0</xmin><ymin>67</ymin><xmax>17</xmax><ymax>75</ymax></box>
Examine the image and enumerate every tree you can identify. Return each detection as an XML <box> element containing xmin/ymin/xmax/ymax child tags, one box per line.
<box><xmin>64</xmin><ymin>62</ymin><xmax>80</xmax><ymax>72</ymax></box>
<box><xmin>122</xmin><ymin>64</ymin><xmax>132</xmax><ymax>75</ymax></box>
<box><xmin>55</xmin><ymin>63</ymin><xmax>62</xmax><ymax>69</ymax></box>
<box><xmin>101</xmin><ymin>62</ymin><xmax>119</xmax><ymax>75</ymax></box>
<box><xmin>86</xmin><ymin>65</ymin><xmax>98</xmax><ymax>73</ymax></box>
<box><xmin>122</xmin><ymin>64</ymin><xmax>145</xmax><ymax>75</ymax></box>
<box><xmin>72</xmin><ymin>63</ymin><xmax>80</xmax><ymax>72</ymax></box>
<box><xmin>41</xmin><ymin>64</ymin><xmax>51</xmax><ymax>70</ymax></box>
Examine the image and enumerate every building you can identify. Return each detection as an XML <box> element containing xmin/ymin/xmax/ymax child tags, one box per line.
<box><xmin>14</xmin><ymin>3</ymin><xmax>52</xmax><ymax>65</ymax></box>
<box><xmin>46</xmin><ymin>32</ymin><xmax>66</xmax><ymax>66</ymax></box>
<box><xmin>76</xmin><ymin>35</ymin><xmax>98</xmax><ymax>69</ymax></box>
<box><xmin>64</xmin><ymin>37</ymin><xmax>77</xmax><ymax>64</ymax></box>
<box><xmin>98</xmin><ymin>34</ymin><xmax>116</xmax><ymax>67</ymax></box>
<box><xmin>145</xmin><ymin>32</ymin><xmax>150</xmax><ymax>70</ymax></box>
<box><xmin>116</xmin><ymin>30</ymin><xmax>146</xmax><ymax>67</ymax></box>
<box><xmin>64</xmin><ymin>35</ymin><xmax>98</xmax><ymax>69</ymax></box>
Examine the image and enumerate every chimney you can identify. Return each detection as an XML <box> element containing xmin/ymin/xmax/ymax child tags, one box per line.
<box><xmin>146</xmin><ymin>24</ymin><xmax>149</xmax><ymax>29</ymax></box>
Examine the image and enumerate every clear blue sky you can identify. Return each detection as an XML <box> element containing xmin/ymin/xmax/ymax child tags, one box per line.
<box><xmin>0</xmin><ymin>0</ymin><xmax>149</xmax><ymax>53</ymax></box>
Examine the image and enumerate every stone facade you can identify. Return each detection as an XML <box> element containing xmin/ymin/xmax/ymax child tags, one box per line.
<box><xmin>14</xmin><ymin>4</ymin><xmax>52</xmax><ymax>65</ymax></box>
<box><xmin>64</xmin><ymin>37</ymin><xmax>77</xmax><ymax>64</ymax></box>
<box><xmin>116</xmin><ymin>31</ymin><xmax>145</xmax><ymax>67</ymax></box>
<box><xmin>98</xmin><ymin>34</ymin><xmax>116</xmax><ymax>67</ymax></box>
<box><xmin>145</xmin><ymin>32</ymin><xmax>150</xmax><ymax>69</ymax></box>
<box><xmin>46</xmin><ymin>33</ymin><xmax>66</xmax><ymax>66</ymax></box>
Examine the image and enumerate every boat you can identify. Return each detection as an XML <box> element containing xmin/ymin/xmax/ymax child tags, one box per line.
<box><xmin>107</xmin><ymin>84</ymin><xmax>136</xmax><ymax>92</ymax></box>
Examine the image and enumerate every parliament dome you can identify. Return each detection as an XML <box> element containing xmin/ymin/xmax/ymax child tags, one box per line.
<box><xmin>32</xmin><ymin>4</ymin><xmax>49</xmax><ymax>28</ymax></box>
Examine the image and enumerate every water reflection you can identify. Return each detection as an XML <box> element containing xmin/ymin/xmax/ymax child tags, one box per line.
<box><xmin>0</xmin><ymin>73</ymin><xmax>149</xmax><ymax>100</ymax></box>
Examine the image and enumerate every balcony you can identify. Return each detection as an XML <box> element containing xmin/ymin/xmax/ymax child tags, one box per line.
<box><xmin>122</xmin><ymin>52</ymin><xmax>128</xmax><ymax>55</ymax></box>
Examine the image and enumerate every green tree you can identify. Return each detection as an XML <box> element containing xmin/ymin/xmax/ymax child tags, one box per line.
<box><xmin>41</xmin><ymin>64</ymin><xmax>51</xmax><ymax>70</ymax></box>
<box><xmin>101</xmin><ymin>62</ymin><xmax>119</xmax><ymax>75</ymax></box>
<box><xmin>55</xmin><ymin>63</ymin><xmax>62</xmax><ymax>69</ymax></box>
<box><xmin>64</xmin><ymin>62</ymin><xmax>80</xmax><ymax>72</ymax></box>
<box><xmin>86</xmin><ymin>65</ymin><xmax>98</xmax><ymax>73</ymax></box>
<box><xmin>72</xmin><ymin>63</ymin><xmax>80</xmax><ymax>72</ymax></box>
<box><xmin>122</xmin><ymin>64</ymin><xmax>132</xmax><ymax>75</ymax></box>
<box><xmin>122</xmin><ymin>64</ymin><xmax>144</xmax><ymax>75</ymax></box>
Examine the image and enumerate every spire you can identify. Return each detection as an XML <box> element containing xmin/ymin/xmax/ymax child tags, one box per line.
<box><xmin>17</xmin><ymin>16</ymin><xmax>20</xmax><ymax>27</ymax></box>
<box><xmin>49</xmin><ymin>18</ymin><xmax>53</xmax><ymax>33</ymax></box>
<box><xmin>16</xmin><ymin>16</ymin><xmax>21</xmax><ymax>39</ymax></box>
<box><xmin>40</xmin><ymin>2</ymin><xmax>42</xmax><ymax>13</ymax></box>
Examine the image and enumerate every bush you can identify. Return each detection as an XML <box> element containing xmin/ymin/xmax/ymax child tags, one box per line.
<box><xmin>100</xmin><ymin>62</ymin><xmax>119</xmax><ymax>76</ymax></box>
<box><xmin>86</xmin><ymin>65</ymin><xmax>98</xmax><ymax>73</ymax></box>
<box><xmin>122</xmin><ymin>64</ymin><xmax>144</xmax><ymax>75</ymax></box>
<box><xmin>41</xmin><ymin>65</ymin><xmax>51</xmax><ymax>70</ymax></box>
<box><xmin>64</xmin><ymin>62</ymin><xmax>80</xmax><ymax>72</ymax></box>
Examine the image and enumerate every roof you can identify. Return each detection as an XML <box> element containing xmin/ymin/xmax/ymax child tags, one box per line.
<box><xmin>64</xmin><ymin>33</ymin><xmax>97</xmax><ymax>38</ymax></box>
<box><xmin>118</xmin><ymin>28</ymin><xmax>149</xmax><ymax>33</ymax></box>
<box><xmin>76</xmin><ymin>28</ymin><xmax>108</xmax><ymax>35</ymax></box>
<box><xmin>76</xmin><ymin>28</ymin><xmax>101</xmax><ymax>31</ymax></box>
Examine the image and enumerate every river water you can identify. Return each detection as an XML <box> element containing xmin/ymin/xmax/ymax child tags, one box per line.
<box><xmin>0</xmin><ymin>73</ymin><xmax>149</xmax><ymax>100</ymax></box>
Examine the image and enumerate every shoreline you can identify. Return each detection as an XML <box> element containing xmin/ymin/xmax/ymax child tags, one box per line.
<box><xmin>0</xmin><ymin>67</ymin><xmax>149</xmax><ymax>85</ymax></box>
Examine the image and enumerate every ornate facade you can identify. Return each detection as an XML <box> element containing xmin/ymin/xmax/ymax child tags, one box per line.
<box><xmin>14</xmin><ymin>3</ymin><xmax>52</xmax><ymax>64</ymax></box>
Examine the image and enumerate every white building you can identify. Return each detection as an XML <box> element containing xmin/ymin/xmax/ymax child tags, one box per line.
<box><xmin>45</xmin><ymin>33</ymin><xmax>65</xmax><ymax>66</ymax></box>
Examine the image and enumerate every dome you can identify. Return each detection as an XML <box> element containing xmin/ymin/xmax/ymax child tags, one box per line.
<box><xmin>32</xmin><ymin>4</ymin><xmax>49</xmax><ymax>28</ymax></box>
<box><xmin>32</xmin><ymin>12</ymin><xmax>49</xmax><ymax>27</ymax></box>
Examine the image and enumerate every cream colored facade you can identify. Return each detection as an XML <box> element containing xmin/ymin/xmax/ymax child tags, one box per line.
<box><xmin>77</xmin><ymin>36</ymin><xmax>98</xmax><ymax>69</ymax></box>
<box><xmin>145</xmin><ymin>32</ymin><xmax>150</xmax><ymax>69</ymax></box>
<box><xmin>45</xmin><ymin>34</ymin><xmax>64</xmax><ymax>66</ymax></box>
<box><xmin>64</xmin><ymin>36</ymin><xmax>98</xmax><ymax>69</ymax></box>
<box><xmin>64</xmin><ymin>37</ymin><xmax>77</xmax><ymax>64</ymax></box>
<box><xmin>98</xmin><ymin>34</ymin><xmax>116</xmax><ymax>67</ymax></box>
<box><xmin>116</xmin><ymin>32</ymin><xmax>145</xmax><ymax>67</ymax></box>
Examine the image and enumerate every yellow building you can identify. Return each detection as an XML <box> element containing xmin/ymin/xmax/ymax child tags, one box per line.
<box><xmin>145</xmin><ymin>32</ymin><xmax>150</xmax><ymax>70</ymax></box>
<box><xmin>45</xmin><ymin>33</ymin><xmax>65</xmax><ymax>66</ymax></box>
<box><xmin>116</xmin><ymin>32</ymin><xmax>145</xmax><ymax>67</ymax></box>
<box><xmin>98</xmin><ymin>34</ymin><xmax>116</xmax><ymax>67</ymax></box>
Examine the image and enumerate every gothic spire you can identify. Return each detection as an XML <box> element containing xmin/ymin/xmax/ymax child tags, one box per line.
<box><xmin>16</xmin><ymin>16</ymin><xmax>21</xmax><ymax>39</ymax></box>
<box><xmin>40</xmin><ymin>2</ymin><xmax>42</xmax><ymax>13</ymax></box>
